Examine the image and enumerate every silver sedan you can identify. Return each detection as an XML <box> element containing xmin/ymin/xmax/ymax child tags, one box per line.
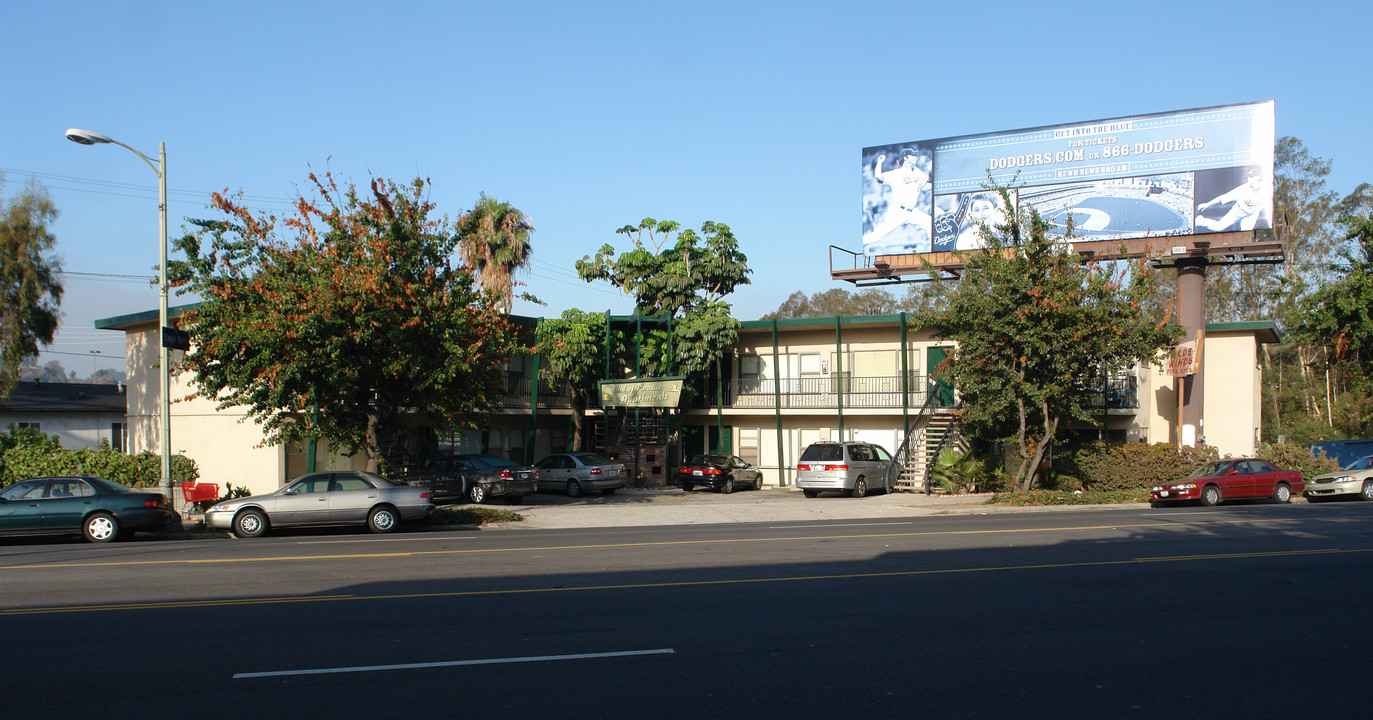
<box><xmin>1305</xmin><ymin>455</ymin><xmax>1373</xmax><ymax>502</ymax></box>
<box><xmin>205</xmin><ymin>471</ymin><xmax>435</xmax><ymax>538</ymax></box>
<box><xmin>534</xmin><ymin>452</ymin><xmax>628</xmax><ymax>497</ymax></box>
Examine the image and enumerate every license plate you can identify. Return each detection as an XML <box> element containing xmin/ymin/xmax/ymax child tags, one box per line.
<box><xmin>693</xmin><ymin>470</ymin><xmax>702</xmax><ymax>476</ymax></box>
<box><xmin>1160</xmin><ymin>491</ymin><xmax>1170</xmax><ymax>497</ymax></box>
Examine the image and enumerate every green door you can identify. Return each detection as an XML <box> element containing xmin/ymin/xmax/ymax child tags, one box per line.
<box><xmin>927</xmin><ymin>346</ymin><xmax>955</xmax><ymax>406</ymax></box>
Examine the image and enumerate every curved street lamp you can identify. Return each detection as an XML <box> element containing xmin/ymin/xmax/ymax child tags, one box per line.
<box><xmin>66</xmin><ymin>128</ymin><xmax>172</xmax><ymax>501</ymax></box>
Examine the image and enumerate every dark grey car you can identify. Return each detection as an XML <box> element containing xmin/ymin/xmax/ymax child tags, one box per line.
<box><xmin>406</xmin><ymin>455</ymin><xmax>539</xmax><ymax>505</ymax></box>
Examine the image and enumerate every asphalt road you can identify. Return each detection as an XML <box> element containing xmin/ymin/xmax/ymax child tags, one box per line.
<box><xmin>3</xmin><ymin>499</ymin><xmax>1372</xmax><ymax>719</ymax></box>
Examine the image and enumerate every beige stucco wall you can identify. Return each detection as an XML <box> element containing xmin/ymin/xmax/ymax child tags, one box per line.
<box><xmin>1140</xmin><ymin>330</ymin><xmax>1260</xmax><ymax>457</ymax></box>
<box><xmin>122</xmin><ymin>324</ymin><xmax>285</xmax><ymax>497</ymax></box>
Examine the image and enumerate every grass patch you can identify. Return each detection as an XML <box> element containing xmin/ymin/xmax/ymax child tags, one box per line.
<box><xmin>431</xmin><ymin>505</ymin><xmax>524</xmax><ymax>526</ymax></box>
<box><xmin>986</xmin><ymin>488</ymin><xmax>1151</xmax><ymax>506</ymax></box>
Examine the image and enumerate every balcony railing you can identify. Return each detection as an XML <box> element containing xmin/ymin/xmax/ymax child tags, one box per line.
<box><xmin>715</xmin><ymin>374</ymin><xmax>945</xmax><ymax>410</ymax></box>
<box><xmin>501</xmin><ymin>373</ymin><xmax>1140</xmax><ymax>411</ymax></box>
<box><xmin>1083</xmin><ymin>375</ymin><xmax>1140</xmax><ymax>409</ymax></box>
<box><xmin>498</xmin><ymin>376</ymin><xmax>572</xmax><ymax>408</ymax></box>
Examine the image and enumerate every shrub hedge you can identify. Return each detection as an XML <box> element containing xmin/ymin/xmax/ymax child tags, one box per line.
<box><xmin>1</xmin><ymin>426</ymin><xmax>198</xmax><ymax>487</ymax></box>
<box><xmin>1067</xmin><ymin>440</ymin><xmax>1342</xmax><ymax>494</ymax></box>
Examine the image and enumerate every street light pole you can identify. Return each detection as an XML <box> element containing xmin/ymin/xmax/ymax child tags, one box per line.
<box><xmin>66</xmin><ymin>128</ymin><xmax>173</xmax><ymax>500</ymax></box>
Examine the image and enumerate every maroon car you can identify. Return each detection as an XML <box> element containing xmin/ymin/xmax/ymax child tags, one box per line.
<box><xmin>1151</xmin><ymin>458</ymin><xmax>1304</xmax><ymax>507</ymax></box>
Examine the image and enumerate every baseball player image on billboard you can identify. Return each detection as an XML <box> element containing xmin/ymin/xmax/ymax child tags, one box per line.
<box><xmin>862</xmin><ymin>142</ymin><xmax>935</xmax><ymax>255</ymax></box>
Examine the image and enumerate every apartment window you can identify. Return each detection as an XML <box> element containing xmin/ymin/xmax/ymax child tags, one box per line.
<box><xmin>111</xmin><ymin>422</ymin><xmax>127</xmax><ymax>453</ymax></box>
<box><xmin>739</xmin><ymin>355</ymin><xmax>762</xmax><ymax>393</ymax></box>
<box><xmin>737</xmin><ymin>427</ymin><xmax>760</xmax><ymax>466</ymax></box>
<box><xmin>17</xmin><ymin>422</ymin><xmax>40</xmax><ymax>431</ymax></box>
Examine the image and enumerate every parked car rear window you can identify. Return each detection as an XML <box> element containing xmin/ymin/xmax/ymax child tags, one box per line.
<box><xmin>574</xmin><ymin>453</ymin><xmax>613</xmax><ymax>465</ymax></box>
<box><xmin>800</xmin><ymin>444</ymin><xmax>844</xmax><ymax>462</ymax></box>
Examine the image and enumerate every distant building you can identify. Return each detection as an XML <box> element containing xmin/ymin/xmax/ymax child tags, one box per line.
<box><xmin>0</xmin><ymin>380</ymin><xmax>128</xmax><ymax>451</ymax></box>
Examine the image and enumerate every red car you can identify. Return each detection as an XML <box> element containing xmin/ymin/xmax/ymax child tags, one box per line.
<box><xmin>1151</xmin><ymin>458</ymin><xmax>1304</xmax><ymax>507</ymax></box>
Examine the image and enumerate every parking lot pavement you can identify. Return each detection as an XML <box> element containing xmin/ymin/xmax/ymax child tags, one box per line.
<box><xmin>490</xmin><ymin>486</ymin><xmax>1044</xmax><ymax>530</ymax></box>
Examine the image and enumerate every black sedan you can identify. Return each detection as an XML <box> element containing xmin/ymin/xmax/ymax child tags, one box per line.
<box><xmin>405</xmin><ymin>454</ymin><xmax>538</xmax><ymax>505</ymax></box>
<box><xmin>0</xmin><ymin>476</ymin><xmax>175</xmax><ymax>543</ymax></box>
<box><xmin>678</xmin><ymin>454</ymin><xmax>763</xmax><ymax>494</ymax></box>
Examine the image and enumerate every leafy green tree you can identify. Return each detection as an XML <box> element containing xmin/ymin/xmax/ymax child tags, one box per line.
<box><xmin>170</xmin><ymin>173</ymin><xmax>529</xmax><ymax>470</ymax></box>
<box><xmin>918</xmin><ymin>194</ymin><xmax>1180</xmax><ymax>492</ymax></box>
<box><xmin>0</xmin><ymin>176</ymin><xmax>63</xmax><ymax>398</ymax></box>
<box><xmin>576</xmin><ymin>219</ymin><xmax>751</xmax><ymax>386</ymax></box>
<box><xmin>456</xmin><ymin>193</ymin><xmax>534</xmax><ymax>314</ymax></box>
<box><xmin>762</xmin><ymin>287</ymin><xmax>898</xmax><ymax>319</ymax></box>
<box><xmin>1292</xmin><ymin>198</ymin><xmax>1373</xmax><ymax>432</ymax></box>
<box><xmin>534</xmin><ymin>309</ymin><xmax>626</xmax><ymax>450</ymax></box>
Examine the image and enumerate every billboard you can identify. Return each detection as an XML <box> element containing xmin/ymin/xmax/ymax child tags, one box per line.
<box><xmin>861</xmin><ymin>101</ymin><xmax>1275</xmax><ymax>257</ymax></box>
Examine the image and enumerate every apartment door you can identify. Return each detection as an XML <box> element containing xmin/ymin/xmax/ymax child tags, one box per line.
<box><xmin>927</xmin><ymin>346</ymin><xmax>955</xmax><ymax>406</ymax></box>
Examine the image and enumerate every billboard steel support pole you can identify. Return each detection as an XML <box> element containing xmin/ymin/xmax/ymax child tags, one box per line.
<box><xmin>1177</xmin><ymin>258</ymin><xmax>1208</xmax><ymax>448</ymax></box>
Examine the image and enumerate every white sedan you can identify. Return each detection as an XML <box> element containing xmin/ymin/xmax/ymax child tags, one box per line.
<box><xmin>1304</xmin><ymin>455</ymin><xmax>1373</xmax><ymax>502</ymax></box>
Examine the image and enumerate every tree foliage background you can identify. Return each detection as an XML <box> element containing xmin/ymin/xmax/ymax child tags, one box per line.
<box><xmin>0</xmin><ymin>175</ymin><xmax>63</xmax><ymax>398</ymax></box>
<box><xmin>918</xmin><ymin>193</ymin><xmax>1180</xmax><ymax>492</ymax></box>
<box><xmin>170</xmin><ymin>173</ymin><xmax>528</xmax><ymax>469</ymax></box>
<box><xmin>575</xmin><ymin>219</ymin><xmax>751</xmax><ymax>392</ymax></box>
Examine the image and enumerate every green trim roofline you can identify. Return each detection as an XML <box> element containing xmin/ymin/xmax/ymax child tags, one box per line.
<box><xmin>95</xmin><ymin>304</ymin><xmax>1279</xmax><ymax>346</ymax></box>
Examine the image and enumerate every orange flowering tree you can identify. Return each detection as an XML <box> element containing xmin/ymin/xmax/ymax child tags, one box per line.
<box><xmin>169</xmin><ymin>173</ymin><xmax>528</xmax><ymax>470</ymax></box>
<box><xmin>919</xmin><ymin>193</ymin><xmax>1180</xmax><ymax>492</ymax></box>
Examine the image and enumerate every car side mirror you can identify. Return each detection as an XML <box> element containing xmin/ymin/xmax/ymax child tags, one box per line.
<box><xmin>1226</xmin><ymin>469</ymin><xmax>1240</xmax><ymax>476</ymax></box>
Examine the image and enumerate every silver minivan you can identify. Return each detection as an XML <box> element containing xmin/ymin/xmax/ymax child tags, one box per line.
<box><xmin>795</xmin><ymin>441</ymin><xmax>900</xmax><ymax>498</ymax></box>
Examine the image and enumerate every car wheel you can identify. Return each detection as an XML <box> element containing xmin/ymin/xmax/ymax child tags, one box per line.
<box><xmin>1362</xmin><ymin>481</ymin><xmax>1373</xmax><ymax>501</ymax></box>
<box><xmin>566</xmin><ymin>479</ymin><xmax>583</xmax><ymax>498</ymax></box>
<box><xmin>851</xmin><ymin>477</ymin><xmax>868</xmax><ymax>499</ymax></box>
<box><xmin>368</xmin><ymin>506</ymin><xmax>399</xmax><ymax>533</ymax></box>
<box><xmin>234</xmin><ymin>509</ymin><xmax>268</xmax><ymax>538</ymax></box>
<box><xmin>718</xmin><ymin>476</ymin><xmax>734</xmax><ymax>494</ymax></box>
<box><xmin>467</xmin><ymin>483</ymin><xmax>487</xmax><ymax>504</ymax></box>
<box><xmin>752</xmin><ymin>473</ymin><xmax>763</xmax><ymax>491</ymax></box>
<box><xmin>83</xmin><ymin>513</ymin><xmax>120</xmax><ymax>543</ymax></box>
<box><xmin>1272</xmin><ymin>483</ymin><xmax>1292</xmax><ymax>504</ymax></box>
<box><xmin>803</xmin><ymin>489</ymin><xmax>819</xmax><ymax>498</ymax></box>
<box><xmin>1200</xmin><ymin>484</ymin><xmax>1221</xmax><ymax>507</ymax></box>
<box><xmin>601</xmin><ymin>488</ymin><xmax>617</xmax><ymax>496</ymax></box>
<box><xmin>681</xmin><ymin>483</ymin><xmax>693</xmax><ymax>493</ymax></box>
<box><xmin>504</xmin><ymin>495</ymin><xmax>525</xmax><ymax>505</ymax></box>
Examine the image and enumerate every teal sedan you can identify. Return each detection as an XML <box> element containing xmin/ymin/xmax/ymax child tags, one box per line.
<box><xmin>0</xmin><ymin>476</ymin><xmax>175</xmax><ymax>542</ymax></box>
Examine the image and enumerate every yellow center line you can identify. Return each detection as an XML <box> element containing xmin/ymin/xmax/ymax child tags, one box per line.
<box><xmin>0</xmin><ymin>516</ymin><xmax>1317</xmax><ymax>571</ymax></box>
<box><xmin>1</xmin><ymin>546</ymin><xmax>1358</xmax><ymax>616</ymax></box>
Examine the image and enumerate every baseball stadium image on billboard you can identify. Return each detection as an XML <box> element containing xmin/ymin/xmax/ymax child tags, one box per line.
<box><xmin>861</xmin><ymin>101</ymin><xmax>1275</xmax><ymax>258</ymax></box>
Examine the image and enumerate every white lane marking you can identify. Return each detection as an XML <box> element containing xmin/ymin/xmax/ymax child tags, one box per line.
<box><xmin>234</xmin><ymin>648</ymin><xmax>676</xmax><ymax>679</ymax></box>
<box><xmin>768</xmin><ymin>521</ymin><xmax>915</xmax><ymax>529</ymax></box>
<box><xmin>297</xmin><ymin>536</ymin><xmax>478</xmax><ymax>545</ymax></box>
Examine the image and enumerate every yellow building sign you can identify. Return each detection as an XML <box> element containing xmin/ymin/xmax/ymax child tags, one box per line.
<box><xmin>599</xmin><ymin>378</ymin><xmax>684</xmax><ymax>408</ymax></box>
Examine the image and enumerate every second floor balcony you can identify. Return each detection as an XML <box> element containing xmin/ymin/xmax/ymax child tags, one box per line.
<box><xmin>499</xmin><ymin>372</ymin><xmax>1141</xmax><ymax>412</ymax></box>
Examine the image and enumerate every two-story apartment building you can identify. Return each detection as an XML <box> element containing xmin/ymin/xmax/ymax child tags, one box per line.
<box><xmin>96</xmin><ymin>307</ymin><xmax>1277</xmax><ymax>497</ymax></box>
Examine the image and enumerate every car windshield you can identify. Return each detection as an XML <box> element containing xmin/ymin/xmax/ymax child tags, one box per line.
<box><xmin>691</xmin><ymin>455</ymin><xmax>730</xmax><ymax>466</ymax></box>
<box><xmin>1345</xmin><ymin>456</ymin><xmax>1373</xmax><ymax>471</ymax></box>
<box><xmin>574</xmin><ymin>453</ymin><xmax>613</xmax><ymax>465</ymax></box>
<box><xmin>799</xmin><ymin>444</ymin><xmax>844</xmax><ymax>462</ymax></box>
<box><xmin>1186</xmin><ymin>462</ymin><xmax>1230</xmax><ymax>479</ymax></box>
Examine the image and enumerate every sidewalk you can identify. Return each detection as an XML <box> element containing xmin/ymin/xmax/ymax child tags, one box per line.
<box><xmin>492</xmin><ymin>486</ymin><xmax>1144</xmax><ymax>530</ymax></box>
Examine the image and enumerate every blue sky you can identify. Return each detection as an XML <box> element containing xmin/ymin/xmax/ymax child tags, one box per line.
<box><xmin>5</xmin><ymin>0</ymin><xmax>1370</xmax><ymax>375</ymax></box>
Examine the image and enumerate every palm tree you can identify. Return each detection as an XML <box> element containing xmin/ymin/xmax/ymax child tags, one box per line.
<box><xmin>455</xmin><ymin>193</ymin><xmax>533</xmax><ymax>314</ymax></box>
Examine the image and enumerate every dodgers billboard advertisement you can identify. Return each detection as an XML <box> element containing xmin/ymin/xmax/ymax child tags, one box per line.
<box><xmin>861</xmin><ymin>101</ymin><xmax>1275</xmax><ymax>257</ymax></box>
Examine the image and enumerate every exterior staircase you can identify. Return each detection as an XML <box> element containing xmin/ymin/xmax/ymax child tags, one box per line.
<box><xmin>894</xmin><ymin>407</ymin><xmax>963</xmax><ymax>493</ymax></box>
